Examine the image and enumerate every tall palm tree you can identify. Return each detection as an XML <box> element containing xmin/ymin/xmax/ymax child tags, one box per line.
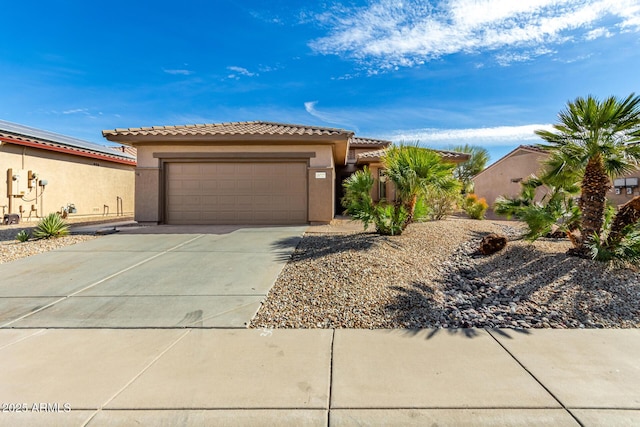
<box><xmin>382</xmin><ymin>143</ymin><xmax>460</xmax><ymax>227</ymax></box>
<box><xmin>535</xmin><ymin>94</ymin><xmax>640</xmax><ymax>252</ymax></box>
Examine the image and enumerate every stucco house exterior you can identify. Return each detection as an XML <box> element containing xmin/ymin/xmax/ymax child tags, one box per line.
<box><xmin>1</xmin><ymin>120</ymin><xmax>135</xmax><ymax>222</ymax></box>
<box><xmin>473</xmin><ymin>144</ymin><xmax>640</xmax><ymax>207</ymax></box>
<box><xmin>103</xmin><ymin>121</ymin><xmax>469</xmax><ymax>225</ymax></box>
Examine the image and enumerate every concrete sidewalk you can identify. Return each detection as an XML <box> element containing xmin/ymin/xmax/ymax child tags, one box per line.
<box><xmin>0</xmin><ymin>328</ymin><xmax>638</xmax><ymax>426</ymax></box>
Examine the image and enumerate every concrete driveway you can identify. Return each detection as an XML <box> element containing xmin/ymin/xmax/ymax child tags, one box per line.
<box><xmin>0</xmin><ymin>225</ymin><xmax>305</xmax><ymax>328</ymax></box>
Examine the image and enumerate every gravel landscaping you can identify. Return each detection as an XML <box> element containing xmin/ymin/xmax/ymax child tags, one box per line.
<box><xmin>0</xmin><ymin>217</ymin><xmax>122</xmax><ymax>263</ymax></box>
<box><xmin>251</xmin><ymin>217</ymin><xmax>640</xmax><ymax>329</ymax></box>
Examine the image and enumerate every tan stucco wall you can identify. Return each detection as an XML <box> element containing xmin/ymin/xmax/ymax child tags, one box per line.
<box><xmin>473</xmin><ymin>150</ymin><xmax>549</xmax><ymax>206</ymax></box>
<box><xmin>132</xmin><ymin>143</ymin><xmax>336</xmax><ymax>224</ymax></box>
<box><xmin>136</xmin><ymin>144</ymin><xmax>334</xmax><ymax>168</ymax></box>
<box><xmin>308</xmin><ymin>167</ymin><xmax>334</xmax><ymax>223</ymax></box>
<box><xmin>1</xmin><ymin>143</ymin><xmax>134</xmax><ymax>221</ymax></box>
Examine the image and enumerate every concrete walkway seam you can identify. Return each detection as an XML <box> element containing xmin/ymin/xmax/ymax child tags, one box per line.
<box><xmin>0</xmin><ymin>235</ymin><xmax>205</xmax><ymax>328</ymax></box>
<box><xmin>81</xmin><ymin>329</ymin><xmax>192</xmax><ymax>427</ymax></box>
<box><xmin>0</xmin><ymin>328</ymin><xmax>46</xmax><ymax>350</ymax></box>
<box><xmin>485</xmin><ymin>329</ymin><xmax>585</xmax><ymax>426</ymax></box>
<box><xmin>327</xmin><ymin>329</ymin><xmax>336</xmax><ymax>426</ymax></box>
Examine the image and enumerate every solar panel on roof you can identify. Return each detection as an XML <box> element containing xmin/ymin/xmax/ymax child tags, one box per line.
<box><xmin>0</xmin><ymin>119</ymin><xmax>135</xmax><ymax>160</ymax></box>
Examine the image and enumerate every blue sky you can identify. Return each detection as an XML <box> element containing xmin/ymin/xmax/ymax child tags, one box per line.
<box><xmin>2</xmin><ymin>0</ymin><xmax>639</xmax><ymax>163</ymax></box>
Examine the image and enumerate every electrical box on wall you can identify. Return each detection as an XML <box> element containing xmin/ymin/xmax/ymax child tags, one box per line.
<box><xmin>6</xmin><ymin>168</ymin><xmax>28</xmax><ymax>197</ymax></box>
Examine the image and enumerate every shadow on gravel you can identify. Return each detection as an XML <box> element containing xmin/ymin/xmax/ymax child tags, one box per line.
<box><xmin>271</xmin><ymin>232</ymin><xmax>385</xmax><ymax>262</ymax></box>
<box><xmin>444</xmin><ymin>243</ymin><xmax>640</xmax><ymax>327</ymax></box>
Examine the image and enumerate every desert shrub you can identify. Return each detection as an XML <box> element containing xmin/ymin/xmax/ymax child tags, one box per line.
<box><xmin>33</xmin><ymin>213</ymin><xmax>69</xmax><ymax>239</ymax></box>
<box><xmin>424</xmin><ymin>188</ymin><xmax>460</xmax><ymax>220</ymax></box>
<box><xmin>372</xmin><ymin>203</ymin><xmax>408</xmax><ymax>236</ymax></box>
<box><xmin>462</xmin><ymin>194</ymin><xmax>488</xmax><ymax>220</ymax></box>
<box><xmin>15</xmin><ymin>230</ymin><xmax>30</xmax><ymax>242</ymax></box>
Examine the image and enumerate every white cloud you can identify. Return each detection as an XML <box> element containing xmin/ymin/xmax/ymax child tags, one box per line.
<box><xmin>62</xmin><ymin>108</ymin><xmax>89</xmax><ymax>115</ymax></box>
<box><xmin>227</xmin><ymin>66</ymin><xmax>258</xmax><ymax>79</ymax></box>
<box><xmin>383</xmin><ymin>124</ymin><xmax>555</xmax><ymax>146</ymax></box>
<box><xmin>304</xmin><ymin>101</ymin><xmax>360</xmax><ymax>130</ymax></box>
<box><xmin>163</xmin><ymin>68</ymin><xmax>193</xmax><ymax>76</ymax></box>
<box><xmin>309</xmin><ymin>0</ymin><xmax>640</xmax><ymax>69</ymax></box>
<box><xmin>585</xmin><ymin>27</ymin><xmax>613</xmax><ymax>40</ymax></box>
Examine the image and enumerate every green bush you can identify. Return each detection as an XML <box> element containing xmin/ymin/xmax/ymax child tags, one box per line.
<box><xmin>15</xmin><ymin>230</ymin><xmax>30</xmax><ymax>242</ymax></box>
<box><xmin>462</xmin><ymin>194</ymin><xmax>488</xmax><ymax>220</ymax></box>
<box><xmin>33</xmin><ymin>213</ymin><xmax>69</xmax><ymax>239</ymax></box>
<box><xmin>424</xmin><ymin>188</ymin><xmax>460</xmax><ymax>220</ymax></box>
<box><xmin>372</xmin><ymin>203</ymin><xmax>408</xmax><ymax>236</ymax></box>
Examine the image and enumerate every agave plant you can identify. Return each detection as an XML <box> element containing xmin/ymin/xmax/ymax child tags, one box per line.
<box><xmin>15</xmin><ymin>230</ymin><xmax>30</xmax><ymax>242</ymax></box>
<box><xmin>33</xmin><ymin>213</ymin><xmax>69</xmax><ymax>239</ymax></box>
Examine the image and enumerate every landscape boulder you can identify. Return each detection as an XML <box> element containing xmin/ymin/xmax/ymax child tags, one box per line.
<box><xmin>479</xmin><ymin>233</ymin><xmax>508</xmax><ymax>255</ymax></box>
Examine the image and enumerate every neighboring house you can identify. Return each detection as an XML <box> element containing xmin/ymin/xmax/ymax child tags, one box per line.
<box><xmin>473</xmin><ymin>144</ymin><xmax>640</xmax><ymax>207</ymax></box>
<box><xmin>102</xmin><ymin>121</ymin><xmax>469</xmax><ymax>225</ymax></box>
<box><xmin>1</xmin><ymin>120</ymin><xmax>136</xmax><ymax>222</ymax></box>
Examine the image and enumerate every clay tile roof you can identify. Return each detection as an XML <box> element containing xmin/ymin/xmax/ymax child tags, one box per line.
<box><xmin>102</xmin><ymin>121</ymin><xmax>353</xmax><ymax>138</ymax></box>
<box><xmin>520</xmin><ymin>144</ymin><xmax>547</xmax><ymax>153</ymax></box>
<box><xmin>0</xmin><ymin>120</ymin><xmax>136</xmax><ymax>165</ymax></box>
<box><xmin>356</xmin><ymin>149</ymin><xmax>387</xmax><ymax>160</ymax></box>
<box><xmin>436</xmin><ymin>149</ymin><xmax>471</xmax><ymax>161</ymax></box>
<box><xmin>356</xmin><ymin>147</ymin><xmax>471</xmax><ymax>164</ymax></box>
<box><xmin>351</xmin><ymin>137</ymin><xmax>392</xmax><ymax>147</ymax></box>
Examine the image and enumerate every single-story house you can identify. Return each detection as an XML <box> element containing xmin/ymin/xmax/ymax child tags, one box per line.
<box><xmin>1</xmin><ymin>120</ymin><xmax>136</xmax><ymax>222</ymax></box>
<box><xmin>103</xmin><ymin>121</ymin><xmax>469</xmax><ymax>225</ymax></box>
<box><xmin>473</xmin><ymin>144</ymin><xmax>640</xmax><ymax>207</ymax></box>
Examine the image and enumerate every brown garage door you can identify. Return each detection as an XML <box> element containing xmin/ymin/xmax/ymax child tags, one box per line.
<box><xmin>165</xmin><ymin>162</ymin><xmax>308</xmax><ymax>225</ymax></box>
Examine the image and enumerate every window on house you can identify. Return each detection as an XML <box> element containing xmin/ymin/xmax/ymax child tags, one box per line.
<box><xmin>379</xmin><ymin>169</ymin><xmax>387</xmax><ymax>200</ymax></box>
<box><xmin>348</xmin><ymin>149</ymin><xmax>356</xmax><ymax>160</ymax></box>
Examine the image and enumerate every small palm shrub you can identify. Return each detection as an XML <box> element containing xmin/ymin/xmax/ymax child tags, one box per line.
<box><xmin>462</xmin><ymin>194</ymin><xmax>488</xmax><ymax>219</ymax></box>
<box><xmin>372</xmin><ymin>204</ymin><xmax>408</xmax><ymax>236</ymax></box>
<box><xmin>588</xmin><ymin>224</ymin><xmax>640</xmax><ymax>268</ymax></box>
<box><xmin>15</xmin><ymin>230</ymin><xmax>30</xmax><ymax>242</ymax></box>
<box><xmin>33</xmin><ymin>213</ymin><xmax>69</xmax><ymax>239</ymax></box>
<box><xmin>341</xmin><ymin>168</ymin><xmax>376</xmax><ymax>229</ymax></box>
<box><xmin>342</xmin><ymin>168</ymin><xmax>408</xmax><ymax>235</ymax></box>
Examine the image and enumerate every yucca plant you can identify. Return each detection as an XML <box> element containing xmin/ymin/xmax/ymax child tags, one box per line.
<box><xmin>33</xmin><ymin>213</ymin><xmax>69</xmax><ymax>239</ymax></box>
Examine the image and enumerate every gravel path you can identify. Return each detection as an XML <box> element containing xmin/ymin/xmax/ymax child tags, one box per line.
<box><xmin>251</xmin><ymin>218</ymin><xmax>640</xmax><ymax>329</ymax></box>
<box><xmin>0</xmin><ymin>217</ymin><xmax>121</xmax><ymax>263</ymax></box>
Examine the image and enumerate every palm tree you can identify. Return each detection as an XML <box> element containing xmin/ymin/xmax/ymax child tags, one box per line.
<box><xmin>451</xmin><ymin>144</ymin><xmax>490</xmax><ymax>194</ymax></box>
<box><xmin>535</xmin><ymin>94</ymin><xmax>640</xmax><ymax>253</ymax></box>
<box><xmin>382</xmin><ymin>143</ymin><xmax>460</xmax><ymax>227</ymax></box>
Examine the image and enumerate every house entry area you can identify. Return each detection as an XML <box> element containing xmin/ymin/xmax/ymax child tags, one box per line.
<box><xmin>164</xmin><ymin>161</ymin><xmax>308</xmax><ymax>225</ymax></box>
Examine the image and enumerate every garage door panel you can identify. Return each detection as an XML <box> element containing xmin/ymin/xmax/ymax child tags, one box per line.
<box><xmin>166</xmin><ymin>162</ymin><xmax>308</xmax><ymax>225</ymax></box>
